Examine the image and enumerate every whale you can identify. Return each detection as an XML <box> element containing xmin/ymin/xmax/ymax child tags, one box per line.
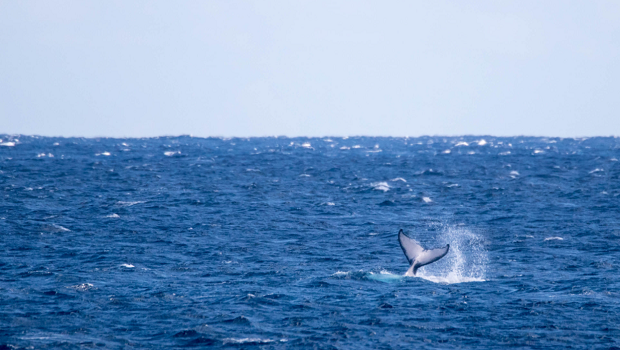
<box><xmin>398</xmin><ymin>229</ymin><xmax>450</xmax><ymax>276</ymax></box>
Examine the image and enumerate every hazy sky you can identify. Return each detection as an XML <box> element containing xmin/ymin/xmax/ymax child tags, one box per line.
<box><xmin>1</xmin><ymin>1</ymin><xmax>619</xmax><ymax>137</ymax></box>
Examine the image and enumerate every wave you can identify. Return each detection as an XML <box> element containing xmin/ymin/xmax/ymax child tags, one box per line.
<box><xmin>370</xmin><ymin>182</ymin><xmax>390</xmax><ymax>192</ymax></box>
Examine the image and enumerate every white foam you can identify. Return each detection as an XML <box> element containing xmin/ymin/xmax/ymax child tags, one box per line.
<box><xmin>120</xmin><ymin>263</ymin><xmax>135</xmax><ymax>268</ymax></box>
<box><xmin>422</xmin><ymin>197</ymin><xmax>432</xmax><ymax>203</ymax></box>
<box><xmin>390</xmin><ymin>177</ymin><xmax>407</xmax><ymax>182</ymax></box>
<box><xmin>367</xmin><ymin>270</ymin><xmax>403</xmax><ymax>283</ymax></box>
<box><xmin>299</xmin><ymin>174</ymin><xmax>311</xmax><ymax>177</ymax></box>
<box><xmin>416</xmin><ymin>274</ymin><xmax>485</xmax><ymax>284</ymax></box>
<box><xmin>371</xmin><ymin>182</ymin><xmax>390</xmax><ymax>192</ymax></box>
<box><xmin>510</xmin><ymin>170</ymin><xmax>519</xmax><ymax>176</ymax></box>
<box><xmin>611</xmin><ymin>158</ymin><xmax>618</xmax><ymax>162</ymax></box>
<box><xmin>477</xmin><ymin>139</ymin><xmax>487</xmax><ymax>146</ymax></box>
<box><xmin>301</xmin><ymin>142</ymin><xmax>312</xmax><ymax>149</ymax></box>
<box><xmin>325</xmin><ymin>202</ymin><xmax>335</xmax><ymax>206</ymax></box>
<box><xmin>455</xmin><ymin>141</ymin><xmax>469</xmax><ymax>147</ymax></box>
<box><xmin>50</xmin><ymin>224</ymin><xmax>71</xmax><ymax>232</ymax></box>
<box><xmin>499</xmin><ymin>151</ymin><xmax>511</xmax><ymax>155</ymax></box>
<box><xmin>0</xmin><ymin>142</ymin><xmax>15</xmax><ymax>147</ymax></box>
<box><xmin>116</xmin><ymin>201</ymin><xmax>145</xmax><ymax>207</ymax></box>
<box><xmin>352</xmin><ymin>145</ymin><xmax>361</xmax><ymax>149</ymax></box>
<box><xmin>340</xmin><ymin>146</ymin><xmax>350</xmax><ymax>150</ymax></box>
<box><xmin>223</xmin><ymin>338</ymin><xmax>279</xmax><ymax>344</ymax></box>
<box><xmin>106</xmin><ymin>213</ymin><xmax>120</xmax><ymax>218</ymax></box>
<box><xmin>589</xmin><ymin>168</ymin><xmax>604</xmax><ymax>174</ymax></box>
<box><xmin>533</xmin><ymin>149</ymin><xmax>544</xmax><ymax>154</ymax></box>
<box><xmin>164</xmin><ymin>151</ymin><xmax>180</xmax><ymax>156</ymax></box>
<box><xmin>442</xmin><ymin>149</ymin><xmax>451</xmax><ymax>154</ymax></box>
<box><xmin>447</xmin><ymin>183</ymin><xmax>459</xmax><ymax>188</ymax></box>
<box><xmin>332</xmin><ymin>271</ymin><xmax>350</xmax><ymax>277</ymax></box>
<box><xmin>544</xmin><ymin>237</ymin><xmax>563</xmax><ymax>241</ymax></box>
<box><xmin>67</xmin><ymin>283</ymin><xmax>94</xmax><ymax>291</ymax></box>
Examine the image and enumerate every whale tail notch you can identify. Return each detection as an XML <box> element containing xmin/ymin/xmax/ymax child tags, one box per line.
<box><xmin>398</xmin><ymin>229</ymin><xmax>449</xmax><ymax>276</ymax></box>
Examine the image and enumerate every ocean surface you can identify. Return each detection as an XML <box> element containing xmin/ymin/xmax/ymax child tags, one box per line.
<box><xmin>1</xmin><ymin>135</ymin><xmax>619</xmax><ymax>349</ymax></box>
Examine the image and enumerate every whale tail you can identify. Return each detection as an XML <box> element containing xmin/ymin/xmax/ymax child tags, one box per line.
<box><xmin>398</xmin><ymin>229</ymin><xmax>449</xmax><ymax>276</ymax></box>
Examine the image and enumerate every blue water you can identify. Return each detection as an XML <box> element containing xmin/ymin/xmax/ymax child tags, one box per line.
<box><xmin>1</xmin><ymin>135</ymin><xmax>619</xmax><ymax>349</ymax></box>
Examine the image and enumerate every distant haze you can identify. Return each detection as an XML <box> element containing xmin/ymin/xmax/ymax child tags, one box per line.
<box><xmin>1</xmin><ymin>1</ymin><xmax>619</xmax><ymax>137</ymax></box>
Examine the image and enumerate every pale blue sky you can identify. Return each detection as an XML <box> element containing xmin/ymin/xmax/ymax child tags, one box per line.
<box><xmin>1</xmin><ymin>1</ymin><xmax>619</xmax><ymax>137</ymax></box>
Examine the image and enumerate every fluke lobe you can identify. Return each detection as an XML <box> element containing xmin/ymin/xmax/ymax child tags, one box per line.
<box><xmin>398</xmin><ymin>229</ymin><xmax>450</xmax><ymax>276</ymax></box>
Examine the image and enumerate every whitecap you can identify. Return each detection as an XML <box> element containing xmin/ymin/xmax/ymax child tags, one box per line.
<box><xmin>499</xmin><ymin>151</ymin><xmax>511</xmax><ymax>155</ymax></box>
<box><xmin>36</xmin><ymin>153</ymin><xmax>47</xmax><ymax>158</ymax></box>
<box><xmin>390</xmin><ymin>178</ymin><xmax>407</xmax><ymax>182</ymax></box>
<box><xmin>510</xmin><ymin>171</ymin><xmax>519</xmax><ymax>176</ymax></box>
<box><xmin>164</xmin><ymin>151</ymin><xmax>180</xmax><ymax>156</ymax></box>
<box><xmin>106</xmin><ymin>213</ymin><xmax>120</xmax><ymax>218</ymax></box>
<box><xmin>477</xmin><ymin>139</ymin><xmax>487</xmax><ymax>146</ymax></box>
<box><xmin>589</xmin><ymin>168</ymin><xmax>604</xmax><ymax>174</ymax></box>
<box><xmin>332</xmin><ymin>271</ymin><xmax>350</xmax><ymax>277</ymax></box>
<box><xmin>223</xmin><ymin>338</ymin><xmax>275</xmax><ymax>344</ymax></box>
<box><xmin>455</xmin><ymin>141</ymin><xmax>469</xmax><ymax>147</ymax></box>
<box><xmin>340</xmin><ymin>146</ymin><xmax>350</xmax><ymax>150</ymax></box>
<box><xmin>544</xmin><ymin>237</ymin><xmax>563</xmax><ymax>241</ymax></box>
<box><xmin>116</xmin><ymin>201</ymin><xmax>145</xmax><ymax>207</ymax></box>
<box><xmin>102</xmin><ymin>152</ymin><xmax>111</xmax><ymax>156</ymax></box>
<box><xmin>0</xmin><ymin>142</ymin><xmax>15</xmax><ymax>147</ymax></box>
<box><xmin>442</xmin><ymin>149</ymin><xmax>451</xmax><ymax>154</ymax></box>
<box><xmin>352</xmin><ymin>145</ymin><xmax>361</xmax><ymax>149</ymax></box>
<box><xmin>120</xmin><ymin>263</ymin><xmax>135</xmax><ymax>268</ymax></box>
<box><xmin>422</xmin><ymin>197</ymin><xmax>432</xmax><ymax>203</ymax></box>
<box><xmin>611</xmin><ymin>158</ymin><xmax>618</xmax><ymax>162</ymax></box>
<box><xmin>299</xmin><ymin>174</ymin><xmax>311</xmax><ymax>177</ymax></box>
<box><xmin>533</xmin><ymin>149</ymin><xmax>544</xmax><ymax>154</ymax></box>
<box><xmin>371</xmin><ymin>182</ymin><xmax>390</xmax><ymax>192</ymax></box>
<box><xmin>48</xmin><ymin>224</ymin><xmax>71</xmax><ymax>232</ymax></box>
<box><xmin>67</xmin><ymin>283</ymin><xmax>94</xmax><ymax>291</ymax></box>
<box><xmin>301</xmin><ymin>142</ymin><xmax>312</xmax><ymax>149</ymax></box>
<box><xmin>324</xmin><ymin>202</ymin><xmax>335</xmax><ymax>206</ymax></box>
<box><xmin>446</xmin><ymin>184</ymin><xmax>459</xmax><ymax>188</ymax></box>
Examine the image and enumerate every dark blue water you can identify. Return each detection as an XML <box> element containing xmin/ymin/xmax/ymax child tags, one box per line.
<box><xmin>1</xmin><ymin>135</ymin><xmax>619</xmax><ymax>349</ymax></box>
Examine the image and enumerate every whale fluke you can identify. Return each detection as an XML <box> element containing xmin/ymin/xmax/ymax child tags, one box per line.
<box><xmin>398</xmin><ymin>229</ymin><xmax>449</xmax><ymax>276</ymax></box>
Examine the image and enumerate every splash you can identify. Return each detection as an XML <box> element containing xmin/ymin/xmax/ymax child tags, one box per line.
<box><xmin>415</xmin><ymin>224</ymin><xmax>488</xmax><ymax>284</ymax></box>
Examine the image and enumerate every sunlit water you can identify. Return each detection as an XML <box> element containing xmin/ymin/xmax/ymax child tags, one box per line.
<box><xmin>1</xmin><ymin>135</ymin><xmax>619</xmax><ymax>349</ymax></box>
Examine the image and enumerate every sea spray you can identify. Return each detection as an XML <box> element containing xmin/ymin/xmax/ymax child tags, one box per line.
<box><xmin>416</xmin><ymin>224</ymin><xmax>488</xmax><ymax>284</ymax></box>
